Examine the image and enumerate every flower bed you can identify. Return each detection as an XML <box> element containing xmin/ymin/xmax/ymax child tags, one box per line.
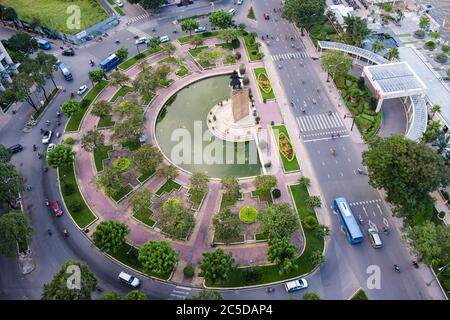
<box><xmin>257</xmin><ymin>72</ymin><xmax>272</xmax><ymax>94</ymax></box>
<box><xmin>239</xmin><ymin>206</ymin><xmax>257</xmax><ymax>223</ymax></box>
<box><xmin>272</xmin><ymin>125</ymin><xmax>300</xmax><ymax>173</ymax></box>
<box><xmin>253</xmin><ymin>68</ymin><xmax>275</xmax><ymax>100</ymax></box>
<box><xmin>278</xmin><ymin>132</ymin><xmax>294</xmax><ymax>161</ymax></box>
<box><xmin>113</xmin><ymin>157</ymin><xmax>131</xmax><ymax>171</ymax></box>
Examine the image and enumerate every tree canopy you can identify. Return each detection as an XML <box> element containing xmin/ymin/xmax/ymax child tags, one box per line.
<box><xmin>132</xmin><ymin>144</ymin><xmax>163</xmax><ymax>175</ymax></box>
<box><xmin>0</xmin><ymin>211</ymin><xmax>33</xmax><ymax>257</ymax></box>
<box><xmin>61</xmin><ymin>99</ymin><xmax>81</xmax><ymax>117</ymax></box>
<box><xmin>209</xmin><ymin>10</ymin><xmax>234</xmax><ymax>29</ymax></box>
<box><xmin>46</xmin><ymin>144</ymin><xmax>75</xmax><ymax>168</ymax></box>
<box><xmin>81</xmin><ymin>129</ymin><xmax>105</xmax><ymax>152</ymax></box>
<box><xmin>213</xmin><ymin>208</ymin><xmax>241</xmax><ymax>243</ymax></box>
<box><xmin>343</xmin><ymin>16</ymin><xmax>371</xmax><ymax>46</ymax></box>
<box><xmin>180</xmin><ymin>18</ymin><xmax>199</xmax><ymax>36</ymax></box>
<box><xmin>138</xmin><ymin>240</ymin><xmax>178</xmax><ymax>275</ymax></box>
<box><xmin>254</xmin><ymin>175</ymin><xmax>277</xmax><ymax>194</ymax></box>
<box><xmin>268</xmin><ymin>238</ymin><xmax>298</xmax><ymax>274</ymax></box>
<box><xmin>0</xmin><ymin>144</ymin><xmax>12</xmax><ymax>163</ymax></box>
<box><xmin>198</xmin><ymin>248</ymin><xmax>235</xmax><ymax>283</ymax></box>
<box><xmin>321</xmin><ymin>49</ymin><xmax>353</xmax><ymax>80</ymax></box>
<box><xmin>129</xmin><ymin>189</ymin><xmax>153</xmax><ymax>217</ymax></box>
<box><xmin>160</xmin><ymin>198</ymin><xmax>195</xmax><ymax>239</ymax></box>
<box><xmin>284</xmin><ymin>0</ymin><xmax>326</xmax><ymax>34</ymax></box>
<box><xmin>0</xmin><ymin>162</ymin><xmax>23</xmax><ymax>209</ymax></box>
<box><xmin>93</xmin><ymin>220</ymin><xmax>129</xmax><ymax>253</ymax></box>
<box><xmin>258</xmin><ymin>204</ymin><xmax>299</xmax><ymax>240</ymax></box>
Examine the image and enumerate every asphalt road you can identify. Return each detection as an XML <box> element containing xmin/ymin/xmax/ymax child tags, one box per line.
<box><xmin>0</xmin><ymin>0</ymin><xmax>445</xmax><ymax>300</ymax></box>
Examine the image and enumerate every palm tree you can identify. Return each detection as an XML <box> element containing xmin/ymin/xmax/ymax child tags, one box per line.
<box><xmin>372</xmin><ymin>40</ymin><xmax>385</xmax><ymax>53</ymax></box>
<box><xmin>432</xmin><ymin>132</ymin><xmax>450</xmax><ymax>154</ymax></box>
<box><xmin>384</xmin><ymin>47</ymin><xmax>399</xmax><ymax>61</ymax></box>
<box><xmin>431</xmin><ymin>104</ymin><xmax>441</xmax><ymax>118</ymax></box>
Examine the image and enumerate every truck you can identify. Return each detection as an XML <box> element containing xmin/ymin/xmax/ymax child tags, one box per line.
<box><xmin>58</xmin><ymin>63</ymin><xmax>73</xmax><ymax>81</ymax></box>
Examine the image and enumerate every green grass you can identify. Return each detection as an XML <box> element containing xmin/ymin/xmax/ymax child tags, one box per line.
<box><xmin>178</xmin><ymin>31</ymin><xmax>221</xmax><ymax>44</ymax></box>
<box><xmin>207</xmin><ymin>184</ymin><xmax>324</xmax><ymax>287</ymax></box>
<box><xmin>97</xmin><ymin>114</ymin><xmax>115</xmax><ymax>129</ymax></box>
<box><xmin>243</xmin><ymin>35</ymin><xmax>262</xmax><ymax>62</ymax></box>
<box><xmin>158</xmin><ymin>57</ymin><xmax>177</xmax><ymax>64</ymax></box>
<box><xmin>122</xmin><ymin>139</ymin><xmax>141</xmax><ymax>151</ymax></box>
<box><xmin>118</xmin><ymin>46</ymin><xmax>162</xmax><ymax>70</ymax></box>
<box><xmin>272</xmin><ymin>125</ymin><xmax>300</xmax><ymax>172</ymax></box>
<box><xmin>397</xmin><ymin>33</ymin><xmax>412</xmax><ymax>37</ymax></box>
<box><xmin>93</xmin><ymin>145</ymin><xmax>112</xmax><ymax>172</ymax></box>
<box><xmin>111</xmin><ymin>184</ymin><xmax>133</xmax><ymax>202</ymax></box>
<box><xmin>247</xmin><ymin>6</ymin><xmax>256</xmax><ymax>20</ymax></box>
<box><xmin>142</xmin><ymin>92</ymin><xmax>154</xmax><ymax>105</ymax></box>
<box><xmin>133</xmin><ymin>209</ymin><xmax>156</xmax><ymax>227</ymax></box>
<box><xmin>220</xmin><ymin>194</ymin><xmax>238</xmax><ymax>211</ymax></box>
<box><xmin>176</xmin><ymin>65</ymin><xmax>189</xmax><ymax>77</ymax></box>
<box><xmin>251</xmin><ymin>190</ymin><xmax>273</xmax><ymax>205</ymax></box>
<box><xmin>65</xmin><ymin>80</ymin><xmax>109</xmax><ymax>132</ymax></box>
<box><xmin>351</xmin><ymin>289</ymin><xmax>368</xmax><ymax>300</ymax></box>
<box><xmin>110</xmin><ymin>86</ymin><xmax>134</xmax><ymax>102</ymax></box>
<box><xmin>109</xmin><ymin>243</ymin><xmax>171</xmax><ymax>280</ymax></box>
<box><xmin>253</xmin><ymin>67</ymin><xmax>275</xmax><ymax>100</ymax></box>
<box><xmin>188</xmin><ymin>190</ymin><xmax>205</xmax><ymax>208</ymax></box>
<box><xmin>2</xmin><ymin>0</ymin><xmax>109</xmax><ymax>35</ymax></box>
<box><xmin>59</xmin><ymin>163</ymin><xmax>96</xmax><ymax>228</ymax></box>
<box><xmin>188</xmin><ymin>46</ymin><xmax>208</xmax><ymax>57</ymax></box>
<box><xmin>156</xmin><ymin>179</ymin><xmax>181</xmax><ymax>196</ymax></box>
<box><xmin>114</xmin><ymin>5</ymin><xmax>126</xmax><ymax>16</ymax></box>
<box><xmin>32</xmin><ymin>88</ymin><xmax>58</xmax><ymax>120</ymax></box>
<box><xmin>255</xmin><ymin>233</ymin><xmax>268</xmax><ymax>241</ymax></box>
<box><xmin>159</xmin><ymin>78</ymin><xmax>174</xmax><ymax>87</ymax></box>
<box><xmin>137</xmin><ymin>169</ymin><xmax>155</xmax><ymax>183</ymax></box>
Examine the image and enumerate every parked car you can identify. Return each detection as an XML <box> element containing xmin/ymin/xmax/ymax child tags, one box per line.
<box><xmin>62</xmin><ymin>48</ymin><xmax>75</xmax><ymax>56</ymax></box>
<box><xmin>118</xmin><ymin>272</ymin><xmax>140</xmax><ymax>288</ymax></box>
<box><xmin>77</xmin><ymin>85</ymin><xmax>88</xmax><ymax>95</ymax></box>
<box><xmin>285</xmin><ymin>278</ymin><xmax>308</xmax><ymax>293</ymax></box>
<box><xmin>8</xmin><ymin>144</ymin><xmax>23</xmax><ymax>154</ymax></box>
<box><xmin>42</xmin><ymin>130</ymin><xmax>52</xmax><ymax>144</ymax></box>
<box><xmin>116</xmin><ymin>0</ymin><xmax>124</xmax><ymax>7</ymax></box>
<box><xmin>51</xmin><ymin>200</ymin><xmax>63</xmax><ymax>217</ymax></box>
<box><xmin>135</xmin><ymin>37</ymin><xmax>148</xmax><ymax>45</ymax></box>
<box><xmin>194</xmin><ymin>26</ymin><xmax>206</xmax><ymax>33</ymax></box>
<box><xmin>159</xmin><ymin>35</ymin><xmax>170</xmax><ymax>43</ymax></box>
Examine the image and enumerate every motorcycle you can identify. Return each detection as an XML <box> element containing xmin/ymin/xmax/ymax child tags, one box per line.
<box><xmin>45</xmin><ymin>199</ymin><xmax>50</xmax><ymax>206</ymax></box>
<box><xmin>115</xmin><ymin>40</ymin><xmax>120</xmax><ymax>44</ymax></box>
<box><xmin>412</xmin><ymin>261</ymin><xmax>419</xmax><ymax>269</ymax></box>
<box><xmin>394</xmin><ymin>265</ymin><xmax>400</xmax><ymax>273</ymax></box>
<box><xmin>382</xmin><ymin>226</ymin><xmax>389</xmax><ymax>235</ymax></box>
<box><xmin>266</xmin><ymin>287</ymin><xmax>274</xmax><ymax>293</ymax></box>
<box><xmin>47</xmin><ymin>229</ymin><xmax>52</xmax><ymax>236</ymax></box>
<box><xmin>33</xmin><ymin>144</ymin><xmax>37</xmax><ymax>151</ymax></box>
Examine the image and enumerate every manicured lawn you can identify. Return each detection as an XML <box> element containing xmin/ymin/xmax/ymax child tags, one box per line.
<box><xmin>97</xmin><ymin>114</ymin><xmax>115</xmax><ymax>129</ymax></box>
<box><xmin>253</xmin><ymin>67</ymin><xmax>275</xmax><ymax>100</ymax></box>
<box><xmin>351</xmin><ymin>289</ymin><xmax>368</xmax><ymax>300</ymax></box>
<box><xmin>114</xmin><ymin>5</ymin><xmax>125</xmax><ymax>16</ymax></box>
<box><xmin>111</xmin><ymin>184</ymin><xmax>133</xmax><ymax>202</ymax></box>
<box><xmin>178</xmin><ymin>31</ymin><xmax>221</xmax><ymax>44</ymax></box>
<box><xmin>137</xmin><ymin>169</ymin><xmax>155</xmax><ymax>183</ymax></box>
<box><xmin>188</xmin><ymin>190</ymin><xmax>205</xmax><ymax>208</ymax></box>
<box><xmin>32</xmin><ymin>88</ymin><xmax>58</xmax><ymax>120</ymax></box>
<box><xmin>142</xmin><ymin>92</ymin><xmax>154</xmax><ymax>105</ymax></box>
<box><xmin>93</xmin><ymin>145</ymin><xmax>113</xmax><ymax>172</ymax></box>
<box><xmin>247</xmin><ymin>7</ymin><xmax>256</xmax><ymax>20</ymax></box>
<box><xmin>133</xmin><ymin>209</ymin><xmax>156</xmax><ymax>228</ymax></box>
<box><xmin>272</xmin><ymin>125</ymin><xmax>300</xmax><ymax>172</ymax></box>
<box><xmin>188</xmin><ymin>46</ymin><xmax>208</xmax><ymax>57</ymax></box>
<box><xmin>251</xmin><ymin>190</ymin><xmax>273</xmax><ymax>205</ymax></box>
<box><xmin>122</xmin><ymin>139</ymin><xmax>141</xmax><ymax>151</ymax></box>
<box><xmin>159</xmin><ymin>78</ymin><xmax>175</xmax><ymax>87</ymax></box>
<box><xmin>109</xmin><ymin>243</ymin><xmax>171</xmax><ymax>280</ymax></box>
<box><xmin>156</xmin><ymin>179</ymin><xmax>182</xmax><ymax>196</ymax></box>
<box><xmin>2</xmin><ymin>0</ymin><xmax>109</xmax><ymax>35</ymax></box>
<box><xmin>65</xmin><ymin>80</ymin><xmax>109</xmax><ymax>132</ymax></box>
<box><xmin>59</xmin><ymin>163</ymin><xmax>96</xmax><ymax>228</ymax></box>
<box><xmin>110</xmin><ymin>86</ymin><xmax>134</xmax><ymax>102</ymax></box>
<box><xmin>207</xmin><ymin>184</ymin><xmax>324</xmax><ymax>287</ymax></box>
<box><xmin>243</xmin><ymin>35</ymin><xmax>263</xmax><ymax>62</ymax></box>
<box><xmin>118</xmin><ymin>46</ymin><xmax>162</xmax><ymax>70</ymax></box>
<box><xmin>176</xmin><ymin>65</ymin><xmax>189</xmax><ymax>77</ymax></box>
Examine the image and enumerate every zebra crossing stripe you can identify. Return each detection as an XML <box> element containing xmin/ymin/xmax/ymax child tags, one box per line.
<box><xmin>317</xmin><ymin>114</ymin><xmax>327</xmax><ymax>130</ymax></box>
<box><xmin>328</xmin><ymin>114</ymin><xmax>339</xmax><ymax>127</ymax></box>
<box><xmin>319</xmin><ymin>114</ymin><xmax>329</xmax><ymax>129</ymax></box>
<box><xmin>299</xmin><ymin>117</ymin><xmax>309</xmax><ymax>131</ymax></box>
<box><xmin>333</xmin><ymin>113</ymin><xmax>343</xmax><ymax>126</ymax></box>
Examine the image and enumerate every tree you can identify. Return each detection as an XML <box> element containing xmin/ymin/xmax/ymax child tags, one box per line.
<box><xmin>306</xmin><ymin>195</ymin><xmax>322</xmax><ymax>208</ymax></box>
<box><xmin>109</xmin><ymin>71</ymin><xmax>129</xmax><ymax>88</ymax></box>
<box><xmin>284</xmin><ymin>0</ymin><xmax>326</xmax><ymax>35</ymax></box>
<box><xmin>132</xmin><ymin>144</ymin><xmax>163</xmax><ymax>175</ymax></box>
<box><xmin>42</xmin><ymin>260</ymin><xmax>97</xmax><ymax>300</ymax></box>
<box><xmin>139</xmin><ymin>0</ymin><xmax>165</xmax><ymax>10</ymax></box>
<box><xmin>384</xmin><ymin>47</ymin><xmax>399</xmax><ymax>61</ymax></box>
<box><xmin>321</xmin><ymin>49</ymin><xmax>353</xmax><ymax>81</ymax></box>
<box><xmin>29</xmin><ymin>16</ymin><xmax>41</xmax><ymax>30</ymax></box>
<box><xmin>299</xmin><ymin>176</ymin><xmax>310</xmax><ymax>188</ymax></box>
<box><xmin>61</xmin><ymin>99</ymin><xmax>81</xmax><ymax>117</ymax></box>
<box><xmin>129</xmin><ymin>189</ymin><xmax>152</xmax><ymax>217</ymax></box>
<box><xmin>197</xmin><ymin>50</ymin><xmax>215</xmax><ymax>65</ymax></box>
<box><xmin>432</xmin><ymin>132</ymin><xmax>450</xmax><ymax>154</ymax></box>
<box><xmin>111</xmin><ymin>113</ymin><xmax>144</xmax><ymax>144</ymax></box>
<box><xmin>96</xmin><ymin>166</ymin><xmax>123</xmax><ymax>198</ymax></box>
<box><xmin>81</xmin><ymin>129</ymin><xmax>105</xmax><ymax>152</ymax></box>
<box><xmin>343</xmin><ymin>15</ymin><xmax>371</xmax><ymax>46</ymax></box>
<box><xmin>36</xmin><ymin>52</ymin><xmax>59</xmax><ymax>89</ymax></box>
<box><xmin>186</xmin><ymin>290</ymin><xmax>224</xmax><ymax>300</ymax></box>
<box><xmin>91</xmin><ymin>100</ymin><xmax>112</xmax><ymax>117</ymax></box>
<box><xmin>160</xmin><ymin>198</ymin><xmax>195</xmax><ymax>239</ymax></box>
<box><xmin>209</xmin><ymin>10</ymin><xmax>234</xmax><ymax>29</ymax></box>
<box><xmin>5</xmin><ymin>32</ymin><xmax>38</xmax><ymax>54</ymax></box>
<box><xmin>219</xmin><ymin>29</ymin><xmax>239</xmax><ymax>44</ymax></box>
<box><xmin>1</xmin><ymin>7</ymin><xmax>18</xmax><ymax>24</ymax></box>
<box><xmin>11</xmin><ymin>72</ymin><xmax>38</xmax><ymax>111</ymax></box>
<box><xmin>372</xmin><ymin>40</ymin><xmax>385</xmax><ymax>53</ymax></box>
<box><xmin>0</xmin><ymin>211</ymin><xmax>33</xmax><ymax>257</ymax></box>
<box><xmin>221</xmin><ymin>176</ymin><xmax>240</xmax><ymax>199</ymax></box>
<box><xmin>0</xmin><ymin>162</ymin><xmax>23</xmax><ymax>209</ymax></box>
<box><xmin>98</xmin><ymin>291</ymin><xmax>124</xmax><ymax>300</ymax></box>
<box><xmin>311</xmin><ymin>250</ymin><xmax>325</xmax><ymax>266</ymax></box>
<box><xmin>267</xmin><ymin>238</ymin><xmax>298</xmax><ymax>275</ymax></box>
<box><xmin>93</xmin><ymin>220</ymin><xmax>129</xmax><ymax>253</ymax></box>
<box><xmin>213</xmin><ymin>208</ymin><xmax>241</xmax><ymax>243</ymax></box>
<box><xmin>46</xmin><ymin>144</ymin><xmax>75</xmax><ymax>168</ymax></box>
<box><xmin>126</xmin><ymin>290</ymin><xmax>148</xmax><ymax>300</ymax></box>
<box><xmin>303</xmin><ymin>292</ymin><xmax>321</xmax><ymax>300</ymax></box>
<box><xmin>161</xmin><ymin>42</ymin><xmax>176</xmax><ymax>58</ymax></box>
<box><xmin>190</xmin><ymin>172</ymin><xmax>209</xmax><ymax>198</ymax></box>
<box><xmin>88</xmin><ymin>69</ymin><xmax>106</xmax><ymax>86</ymax></box>
<box><xmin>181</xmin><ymin>18</ymin><xmax>199</xmax><ymax>36</ymax></box>
<box><xmin>116</xmin><ymin>47</ymin><xmax>129</xmax><ymax>61</ymax></box>
<box><xmin>133</xmin><ymin>67</ymin><xmax>159</xmax><ymax>99</ymax></box>
<box><xmin>422</xmin><ymin>120</ymin><xmax>442</xmax><ymax>143</ymax></box>
<box><xmin>138</xmin><ymin>240</ymin><xmax>178</xmax><ymax>274</ymax></box>
<box><xmin>431</xmin><ymin>104</ymin><xmax>441</xmax><ymax>118</ymax></box>
<box><xmin>156</xmin><ymin>164</ymin><xmax>179</xmax><ymax>181</ymax></box>
<box><xmin>362</xmin><ymin>135</ymin><xmax>448</xmax><ymax>218</ymax></box>
<box><xmin>191</xmin><ymin>35</ymin><xmax>204</xmax><ymax>48</ymax></box>
<box><xmin>148</xmin><ymin>36</ymin><xmax>161</xmax><ymax>49</ymax></box>
<box><xmin>419</xmin><ymin>16</ymin><xmax>430</xmax><ymax>30</ymax></box>
<box><xmin>0</xmin><ymin>144</ymin><xmax>12</xmax><ymax>163</ymax></box>
<box><xmin>253</xmin><ymin>174</ymin><xmax>277</xmax><ymax>194</ymax></box>
<box><xmin>198</xmin><ymin>248</ymin><xmax>235</xmax><ymax>283</ymax></box>
<box><xmin>155</xmin><ymin>64</ymin><xmax>172</xmax><ymax>81</ymax></box>
<box><xmin>258</xmin><ymin>204</ymin><xmax>299</xmax><ymax>240</ymax></box>
<box><xmin>403</xmin><ymin>221</ymin><xmax>450</xmax><ymax>265</ymax></box>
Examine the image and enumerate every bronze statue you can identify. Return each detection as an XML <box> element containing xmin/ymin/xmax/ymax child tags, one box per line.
<box><xmin>230</xmin><ymin>70</ymin><xmax>242</xmax><ymax>89</ymax></box>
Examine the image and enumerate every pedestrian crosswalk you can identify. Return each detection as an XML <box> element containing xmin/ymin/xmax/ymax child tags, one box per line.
<box><xmin>128</xmin><ymin>13</ymin><xmax>151</xmax><ymax>24</ymax></box>
<box><xmin>169</xmin><ymin>285</ymin><xmax>191</xmax><ymax>300</ymax></box>
<box><xmin>271</xmin><ymin>51</ymin><xmax>308</xmax><ymax>61</ymax></box>
<box><xmin>296</xmin><ymin>112</ymin><xmax>344</xmax><ymax>133</ymax></box>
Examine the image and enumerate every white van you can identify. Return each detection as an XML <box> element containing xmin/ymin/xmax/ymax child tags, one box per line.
<box><xmin>118</xmin><ymin>272</ymin><xmax>141</xmax><ymax>287</ymax></box>
<box><xmin>367</xmin><ymin>228</ymin><xmax>383</xmax><ymax>249</ymax></box>
<box><xmin>159</xmin><ymin>35</ymin><xmax>170</xmax><ymax>43</ymax></box>
<box><xmin>285</xmin><ymin>278</ymin><xmax>308</xmax><ymax>293</ymax></box>
<box><xmin>228</xmin><ymin>8</ymin><xmax>236</xmax><ymax>15</ymax></box>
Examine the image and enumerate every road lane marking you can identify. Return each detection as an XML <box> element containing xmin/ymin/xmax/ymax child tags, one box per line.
<box><xmin>362</xmin><ymin>206</ymin><xmax>369</xmax><ymax>217</ymax></box>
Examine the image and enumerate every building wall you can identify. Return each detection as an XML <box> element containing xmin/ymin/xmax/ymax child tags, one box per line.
<box><xmin>0</xmin><ymin>41</ymin><xmax>16</xmax><ymax>91</ymax></box>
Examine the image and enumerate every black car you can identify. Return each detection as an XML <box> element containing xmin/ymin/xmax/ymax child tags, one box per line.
<box><xmin>62</xmin><ymin>48</ymin><xmax>75</xmax><ymax>56</ymax></box>
<box><xmin>8</xmin><ymin>144</ymin><xmax>23</xmax><ymax>154</ymax></box>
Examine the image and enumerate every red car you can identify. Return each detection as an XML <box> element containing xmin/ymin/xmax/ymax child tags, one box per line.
<box><xmin>51</xmin><ymin>201</ymin><xmax>63</xmax><ymax>217</ymax></box>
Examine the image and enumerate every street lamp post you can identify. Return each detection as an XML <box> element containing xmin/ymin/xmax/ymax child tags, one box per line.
<box><xmin>426</xmin><ymin>262</ymin><xmax>449</xmax><ymax>286</ymax></box>
<box><xmin>344</xmin><ymin>113</ymin><xmax>356</xmax><ymax>131</ymax></box>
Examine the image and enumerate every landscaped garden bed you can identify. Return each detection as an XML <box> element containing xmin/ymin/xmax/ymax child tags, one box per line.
<box><xmin>133</xmin><ymin>208</ymin><xmax>156</xmax><ymax>228</ymax></box>
<box><xmin>110</xmin><ymin>86</ymin><xmax>134</xmax><ymax>102</ymax></box>
<box><xmin>244</xmin><ymin>34</ymin><xmax>263</xmax><ymax>62</ymax></box>
<box><xmin>118</xmin><ymin>46</ymin><xmax>162</xmax><ymax>70</ymax></box>
<box><xmin>93</xmin><ymin>145</ymin><xmax>113</xmax><ymax>172</ymax></box>
<box><xmin>253</xmin><ymin>68</ymin><xmax>275</xmax><ymax>100</ymax></box>
<box><xmin>178</xmin><ymin>30</ymin><xmax>221</xmax><ymax>44</ymax></box>
<box><xmin>272</xmin><ymin>125</ymin><xmax>300</xmax><ymax>173</ymax></box>
<box><xmin>351</xmin><ymin>289</ymin><xmax>368</xmax><ymax>300</ymax></box>
<box><xmin>187</xmin><ymin>190</ymin><xmax>206</xmax><ymax>209</ymax></box>
<box><xmin>156</xmin><ymin>179</ymin><xmax>182</xmax><ymax>196</ymax></box>
<box><xmin>97</xmin><ymin>114</ymin><xmax>115</xmax><ymax>129</ymax></box>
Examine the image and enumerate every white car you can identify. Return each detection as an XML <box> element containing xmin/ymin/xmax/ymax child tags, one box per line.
<box><xmin>116</xmin><ymin>0</ymin><xmax>124</xmax><ymax>7</ymax></box>
<box><xmin>77</xmin><ymin>85</ymin><xmax>88</xmax><ymax>95</ymax></box>
<box><xmin>47</xmin><ymin>143</ymin><xmax>56</xmax><ymax>153</ymax></box>
<box><xmin>118</xmin><ymin>272</ymin><xmax>140</xmax><ymax>288</ymax></box>
<box><xmin>42</xmin><ymin>130</ymin><xmax>52</xmax><ymax>144</ymax></box>
<box><xmin>285</xmin><ymin>278</ymin><xmax>308</xmax><ymax>293</ymax></box>
<box><xmin>135</xmin><ymin>37</ymin><xmax>148</xmax><ymax>45</ymax></box>
<box><xmin>237</xmin><ymin>0</ymin><xmax>244</xmax><ymax>5</ymax></box>
<box><xmin>159</xmin><ymin>35</ymin><xmax>170</xmax><ymax>43</ymax></box>
<box><xmin>195</xmin><ymin>26</ymin><xmax>206</xmax><ymax>33</ymax></box>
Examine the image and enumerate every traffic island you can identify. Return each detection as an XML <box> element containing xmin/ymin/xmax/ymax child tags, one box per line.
<box><xmin>272</xmin><ymin>125</ymin><xmax>300</xmax><ymax>173</ymax></box>
<box><xmin>253</xmin><ymin>67</ymin><xmax>275</xmax><ymax>101</ymax></box>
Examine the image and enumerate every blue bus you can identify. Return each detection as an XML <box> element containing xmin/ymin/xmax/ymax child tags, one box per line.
<box><xmin>333</xmin><ymin>197</ymin><xmax>364</xmax><ymax>244</ymax></box>
<box><xmin>59</xmin><ymin>63</ymin><xmax>73</xmax><ymax>81</ymax></box>
<box><xmin>100</xmin><ymin>53</ymin><xmax>121</xmax><ymax>72</ymax></box>
<box><xmin>36</xmin><ymin>38</ymin><xmax>51</xmax><ymax>50</ymax></box>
